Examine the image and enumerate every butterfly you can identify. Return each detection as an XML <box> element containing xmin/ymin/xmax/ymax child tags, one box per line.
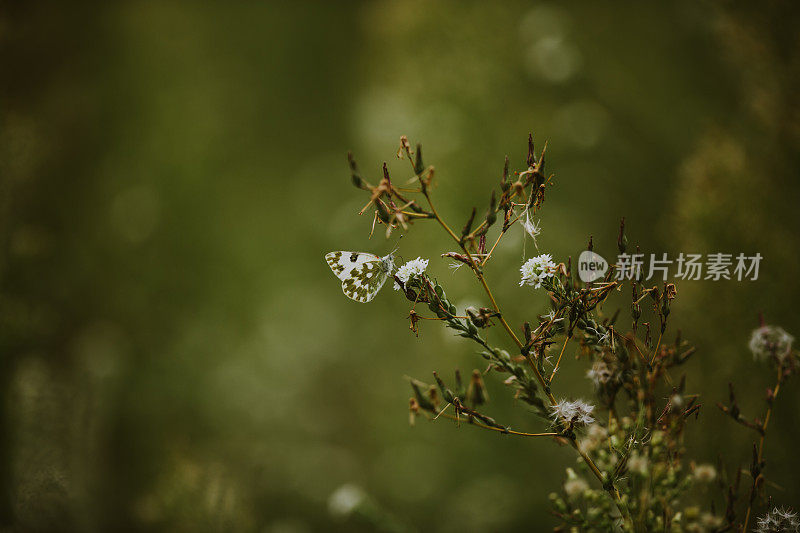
<box><xmin>325</xmin><ymin>251</ymin><xmax>396</xmax><ymax>303</ymax></box>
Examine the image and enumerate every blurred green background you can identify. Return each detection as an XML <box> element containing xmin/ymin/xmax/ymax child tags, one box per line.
<box><xmin>1</xmin><ymin>1</ymin><xmax>799</xmax><ymax>531</ymax></box>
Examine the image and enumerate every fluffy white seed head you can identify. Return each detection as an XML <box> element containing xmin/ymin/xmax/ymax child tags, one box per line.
<box><xmin>755</xmin><ymin>506</ymin><xmax>800</xmax><ymax>533</ymax></box>
<box><xmin>551</xmin><ymin>399</ymin><xmax>595</xmax><ymax>427</ymax></box>
<box><xmin>521</xmin><ymin>210</ymin><xmax>541</xmax><ymax>242</ymax></box>
<box><xmin>749</xmin><ymin>325</ymin><xmax>794</xmax><ymax>362</ymax></box>
<box><xmin>694</xmin><ymin>464</ymin><xmax>717</xmax><ymax>483</ymax></box>
<box><xmin>328</xmin><ymin>484</ymin><xmax>366</xmax><ymax>517</ymax></box>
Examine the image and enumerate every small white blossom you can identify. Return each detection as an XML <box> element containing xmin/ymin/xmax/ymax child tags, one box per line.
<box><xmin>694</xmin><ymin>464</ymin><xmax>717</xmax><ymax>483</ymax></box>
<box><xmin>700</xmin><ymin>513</ymin><xmax>724</xmax><ymax>529</ymax></box>
<box><xmin>588</xmin><ymin>424</ymin><xmax>608</xmax><ymax>441</ymax></box>
<box><xmin>520</xmin><ymin>254</ymin><xmax>557</xmax><ymax>289</ymax></box>
<box><xmin>749</xmin><ymin>325</ymin><xmax>794</xmax><ymax>362</ymax></box>
<box><xmin>577</xmin><ymin>437</ymin><xmax>596</xmax><ymax>454</ymax></box>
<box><xmin>578</xmin><ymin>424</ymin><xmax>607</xmax><ymax>454</ymax></box>
<box><xmin>755</xmin><ymin>506</ymin><xmax>800</xmax><ymax>533</ymax></box>
<box><xmin>586</xmin><ymin>361</ymin><xmax>612</xmax><ymax>386</ymax></box>
<box><xmin>563</xmin><ymin>468</ymin><xmax>589</xmax><ymax>499</ymax></box>
<box><xmin>627</xmin><ymin>454</ymin><xmax>649</xmax><ymax>475</ymax></box>
<box><xmin>393</xmin><ymin>257</ymin><xmax>429</xmax><ymax>290</ymax></box>
<box><xmin>328</xmin><ymin>484</ymin><xmax>366</xmax><ymax>517</ymax></box>
<box><xmin>551</xmin><ymin>399</ymin><xmax>595</xmax><ymax>427</ymax></box>
<box><xmin>563</xmin><ymin>478</ymin><xmax>589</xmax><ymax>498</ymax></box>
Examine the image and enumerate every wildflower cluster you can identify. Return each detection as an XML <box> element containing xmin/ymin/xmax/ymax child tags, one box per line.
<box><xmin>337</xmin><ymin>135</ymin><xmax>800</xmax><ymax>531</ymax></box>
<box><xmin>519</xmin><ymin>253</ymin><xmax>556</xmax><ymax>288</ymax></box>
<box><xmin>393</xmin><ymin>257</ymin><xmax>428</xmax><ymax>290</ymax></box>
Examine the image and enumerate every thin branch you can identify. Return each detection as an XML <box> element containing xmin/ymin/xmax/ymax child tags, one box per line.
<box><xmin>431</xmin><ymin>412</ymin><xmax>558</xmax><ymax>438</ymax></box>
<box><xmin>549</xmin><ymin>335</ymin><xmax>572</xmax><ymax>383</ymax></box>
<box><xmin>743</xmin><ymin>364</ymin><xmax>784</xmax><ymax>532</ymax></box>
<box><xmin>422</xmin><ymin>188</ymin><xmax>630</xmax><ymax>526</ymax></box>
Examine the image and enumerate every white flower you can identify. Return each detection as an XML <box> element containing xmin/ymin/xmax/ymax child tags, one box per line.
<box><xmin>577</xmin><ymin>437</ymin><xmax>596</xmax><ymax>454</ymax></box>
<box><xmin>587</xmin><ymin>424</ymin><xmax>608</xmax><ymax>441</ymax></box>
<box><xmin>393</xmin><ymin>257</ymin><xmax>429</xmax><ymax>290</ymax></box>
<box><xmin>551</xmin><ymin>399</ymin><xmax>595</xmax><ymax>427</ymax></box>
<box><xmin>755</xmin><ymin>506</ymin><xmax>800</xmax><ymax>533</ymax></box>
<box><xmin>586</xmin><ymin>361</ymin><xmax>612</xmax><ymax>386</ymax></box>
<box><xmin>627</xmin><ymin>454</ymin><xmax>649</xmax><ymax>475</ymax></box>
<box><xmin>563</xmin><ymin>478</ymin><xmax>589</xmax><ymax>498</ymax></box>
<box><xmin>693</xmin><ymin>464</ymin><xmax>716</xmax><ymax>483</ymax></box>
<box><xmin>700</xmin><ymin>513</ymin><xmax>724</xmax><ymax>530</ymax></box>
<box><xmin>520</xmin><ymin>254</ymin><xmax>557</xmax><ymax>288</ymax></box>
<box><xmin>749</xmin><ymin>325</ymin><xmax>794</xmax><ymax>362</ymax></box>
<box><xmin>563</xmin><ymin>467</ymin><xmax>589</xmax><ymax>499</ymax></box>
<box><xmin>577</xmin><ymin>424</ymin><xmax>607</xmax><ymax>454</ymax></box>
<box><xmin>328</xmin><ymin>484</ymin><xmax>366</xmax><ymax>517</ymax></box>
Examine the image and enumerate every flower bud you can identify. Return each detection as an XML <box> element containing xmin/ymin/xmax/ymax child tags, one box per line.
<box><xmin>413</xmin><ymin>143</ymin><xmax>424</xmax><ymax>175</ymax></box>
<box><xmin>461</xmin><ymin>207</ymin><xmax>476</xmax><ymax>238</ymax></box>
<box><xmin>526</xmin><ymin>133</ymin><xmax>535</xmax><ymax>167</ymax></box>
<box><xmin>467</xmin><ymin>370</ymin><xmax>488</xmax><ymax>407</ymax></box>
<box><xmin>347</xmin><ymin>152</ymin><xmax>369</xmax><ymax>190</ymax></box>
<box><xmin>617</xmin><ymin>217</ymin><xmax>627</xmax><ymax>254</ymax></box>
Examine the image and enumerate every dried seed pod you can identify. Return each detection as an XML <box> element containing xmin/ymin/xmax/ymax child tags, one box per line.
<box><xmin>527</xmin><ymin>133</ymin><xmax>535</xmax><ymax>167</ymax></box>
<box><xmin>462</xmin><ymin>207</ymin><xmax>476</xmax><ymax>238</ymax></box>
<box><xmin>618</xmin><ymin>217</ymin><xmax>628</xmax><ymax>254</ymax></box>
<box><xmin>467</xmin><ymin>370</ymin><xmax>488</xmax><ymax>407</ymax></box>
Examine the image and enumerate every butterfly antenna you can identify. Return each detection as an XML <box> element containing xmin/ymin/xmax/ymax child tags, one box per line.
<box><xmin>388</xmin><ymin>234</ymin><xmax>403</xmax><ymax>257</ymax></box>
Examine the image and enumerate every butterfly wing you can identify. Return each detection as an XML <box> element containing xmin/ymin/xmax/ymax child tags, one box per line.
<box><xmin>325</xmin><ymin>251</ymin><xmax>379</xmax><ymax>281</ymax></box>
<box><xmin>325</xmin><ymin>251</ymin><xmax>388</xmax><ymax>303</ymax></box>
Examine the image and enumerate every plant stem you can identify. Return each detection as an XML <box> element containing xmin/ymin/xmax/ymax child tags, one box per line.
<box><xmin>422</xmin><ymin>191</ymin><xmax>461</xmax><ymax>243</ymax></box>
<box><xmin>549</xmin><ymin>335</ymin><xmax>571</xmax><ymax>382</ymax></box>
<box><xmin>400</xmin><ymin>210</ymin><xmax>434</xmax><ymax>219</ymax></box>
<box><xmin>649</xmin><ymin>330</ymin><xmax>663</xmax><ymax>365</ymax></box>
<box><xmin>742</xmin><ymin>364</ymin><xmax>784</xmax><ymax>532</ymax></box>
<box><xmin>758</xmin><ymin>365</ymin><xmax>783</xmax><ymax>462</ymax></box>
<box><xmin>423</xmin><ymin>191</ymin><xmax>523</xmax><ymax>348</ymax></box>
<box><xmin>433</xmin><ymin>412</ymin><xmax>558</xmax><ymax>438</ymax></box>
<box><xmin>480</xmin><ymin>210</ymin><xmax>523</xmax><ymax>266</ymax></box>
<box><xmin>423</xmin><ymin>190</ymin><xmax>632</xmax><ymax>528</ymax></box>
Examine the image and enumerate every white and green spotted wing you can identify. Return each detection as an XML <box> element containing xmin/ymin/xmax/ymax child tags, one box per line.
<box><xmin>325</xmin><ymin>251</ymin><xmax>393</xmax><ymax>303</ymax></box>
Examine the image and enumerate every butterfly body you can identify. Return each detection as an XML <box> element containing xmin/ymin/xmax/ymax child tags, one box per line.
<box><xmin>325</xmin><ymin>251</ymin><xmax>395</xmax><ymax>302</ymax></box>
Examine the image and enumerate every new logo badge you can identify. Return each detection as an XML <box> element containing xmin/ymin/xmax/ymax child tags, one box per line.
<box><xmin>578</xmin><ymin>251</ymin><xmax>609</xmax><ymax>282</ymax></box>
